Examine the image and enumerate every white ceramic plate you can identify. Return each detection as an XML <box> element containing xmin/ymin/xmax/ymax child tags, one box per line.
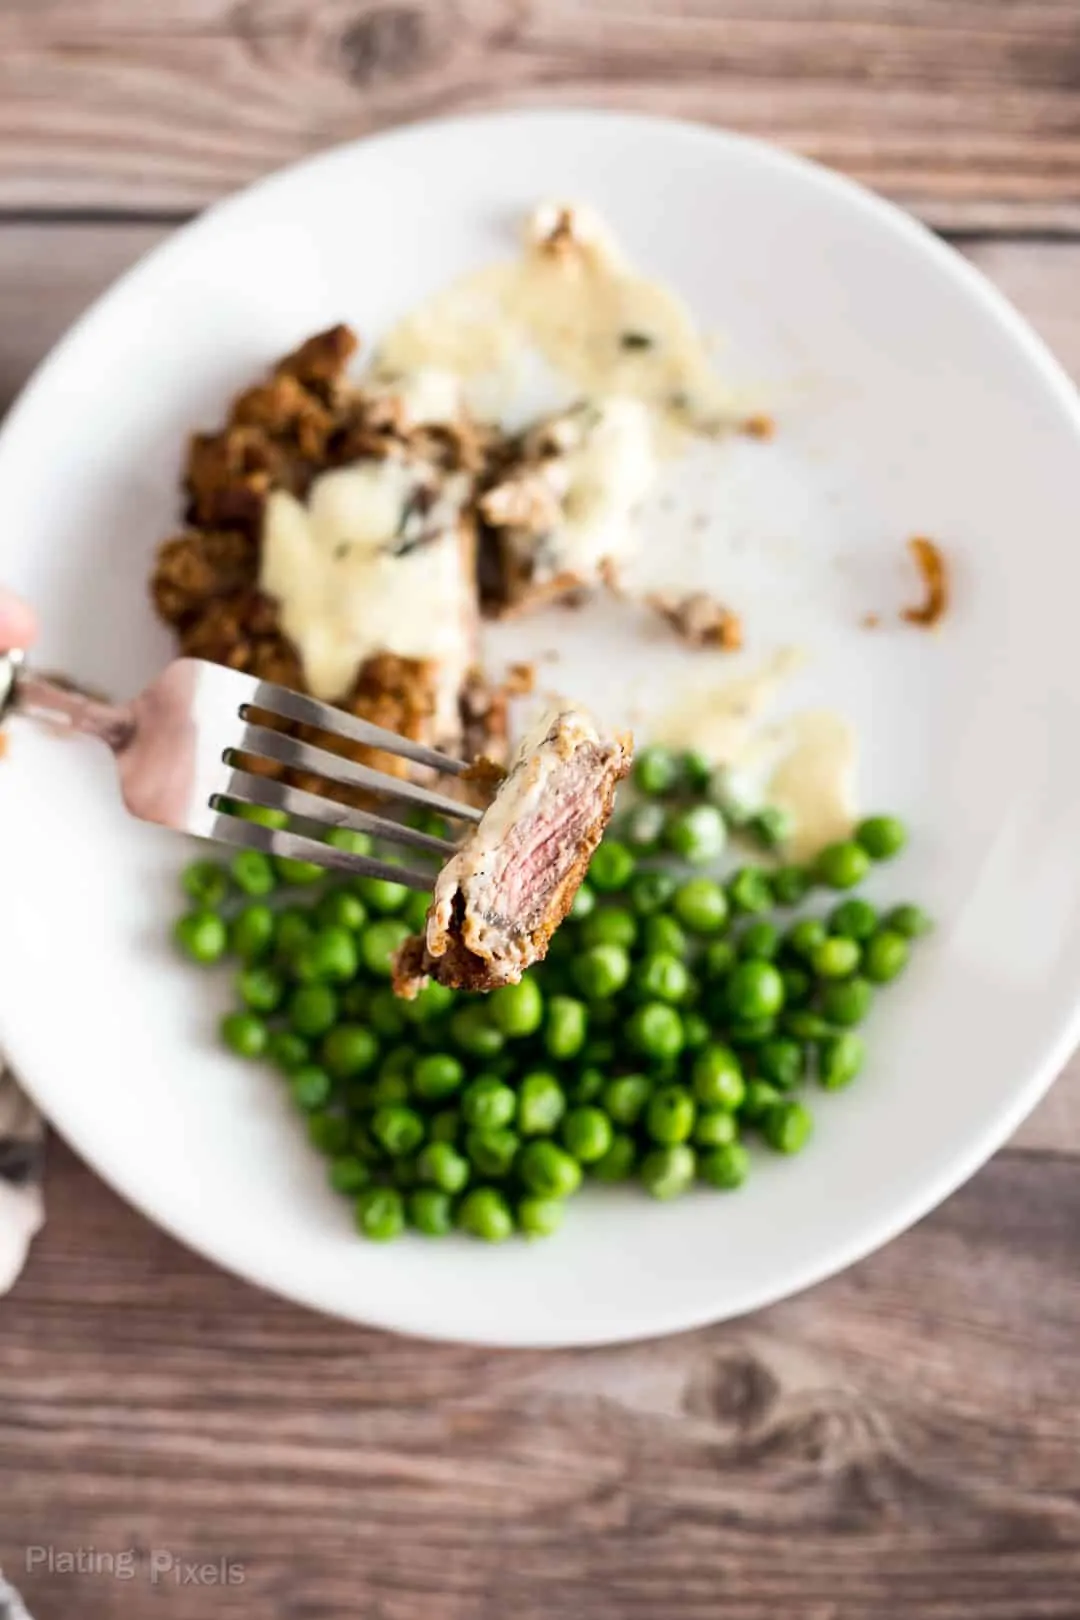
<box><xmin>2</xmin><ymin>111</ymin><xmax>1079</xmax><ymax>1347</ymax></box>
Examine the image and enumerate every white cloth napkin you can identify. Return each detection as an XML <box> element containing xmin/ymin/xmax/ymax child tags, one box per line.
<box><xmin>0</xmin><ymin>1057</ymin><xmax>44</xmax><ymax>1293</ymax></box>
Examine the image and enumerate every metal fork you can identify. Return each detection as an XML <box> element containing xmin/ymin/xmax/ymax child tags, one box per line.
<box><xmin>0</xmin><ymin>652</ymin><xmax>483</xmax><ymax>890</ymax></box>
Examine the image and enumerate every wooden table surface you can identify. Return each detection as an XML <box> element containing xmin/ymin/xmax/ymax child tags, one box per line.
<box><xmin>3</xmin><ymin>5</ymin><xmax>1080</xmax><ymax>1617</ymax></box>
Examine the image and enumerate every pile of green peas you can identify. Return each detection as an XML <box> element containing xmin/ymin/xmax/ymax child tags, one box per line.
<box><xmin>171</xmin><ymin>749</ymin><xmax>931</xmax><ymax>1242</ymax></box>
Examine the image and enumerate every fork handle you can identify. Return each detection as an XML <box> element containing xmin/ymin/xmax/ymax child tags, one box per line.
<box><xmin>0</xmin><ymin>652</ymin><xmax>132</xmax><ymax>749</ymax></box>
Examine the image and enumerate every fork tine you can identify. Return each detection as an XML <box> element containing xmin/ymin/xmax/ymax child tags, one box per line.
<box><xmin>210</xmin><ymin>813</ymin><xmax>434</xmax><ymax>892</ymax></box>
<box><xmin>244</xmin><ymin>677</ymin><xmax>471</xmax><ymax>778</ymax></box>
<box><xmin>223</xmin><ymin>769</ymin><xmax>458</xmax><ymax>858</ymax></box>
<box><xmin>235</xmin><ymin>723</ymin><xmax>484</xmax><ymax>824</ymax></box>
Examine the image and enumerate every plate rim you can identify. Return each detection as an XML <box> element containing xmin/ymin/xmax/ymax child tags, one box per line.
<box><xmin>3</xmin><ymin>106</ymin><xmax>1080</xmax><ymax>1346</ymax></box>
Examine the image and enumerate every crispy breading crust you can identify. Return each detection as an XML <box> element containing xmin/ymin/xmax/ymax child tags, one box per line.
<box><xmin>149</xmin><ymin>326</ymin><xmax>505</xmax><ymax>799</ymax></box>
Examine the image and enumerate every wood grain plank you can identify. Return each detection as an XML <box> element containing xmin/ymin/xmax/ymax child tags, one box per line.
<box><xmin>0</xmin><ymin>1</ymin><xmax>1078</xmax><ymax>228</ymax></box>
<box><xmin>2</xmin><ymin>1139</ymin><xmax>1080</xmax><ymax>1620</ymax></box>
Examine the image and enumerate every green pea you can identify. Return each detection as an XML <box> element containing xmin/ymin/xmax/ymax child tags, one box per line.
<box><xmin>748</xmin><ymin>805</ymin><xmax>793</xmax><ymax>852</ymax></box>
<box><xmin>273</xmin><ymin>909</ymin><xmax>313</xmax><ymax>965</ymax></box>
<box><xmin>781</xmin><ymin>1009</ymin><xmax>836</xmax><ymax>1041</ymax></box>
<box><xmin>230</xmin><ymin>849</ymin><xmax>277</xmax><ymax>898</ymax></box>
<box><xmin>356</xmin><ymin>873</ymin><xmax>408</xmax><ymax>914</ymax></box>
<box><xmin>603</xmin><ymin>1073</ymin><xmax>651</xmax><ymax>1126</ymax></box>
<box><xmin>321</xmin><ymin>1024</ymin><xmax>379</xmax><ymax>1079</ymax></box>
<box><xmin>518</xmin><ymin>1071</ymin><xmax>567</xmax><ymax>1136</ymax></box>
<box><xmin>742</xmin><ymin>1078</ymin><xmax>782</xmax><ymax>1122</ymax></box>
<box><xmin>325</xmin><ymin>826</ymin><xmax>374</xmax><ymax>857</ymax></box>
<box><xmin>389</xmin><ymin>1157</ymin><xmax>419</xmax><ymax>1191</ymax></box>
<box><xmin>272</xmin><ymin>852</ymin><xmax>324</xmax><ymax>886</ymax></box>
<box><xmin>815</xmin><ymin>840</ymin><xmax>871</xmax><ymax>890</ymax></box>
<box><xmin>679</xmin><ymin>748</ymin><xmax>714</xmax><ymax>794</ymax></box>
<box><xmin>235</xmin><ymin>803</ymin><xmax>288</xmax><ymax>830</ymax></box>
<box><xmin>489</xmin><ymin>976</ymin><xmax>544</xmax><ymax>1038</ymax></box>
<box><xmin>626</xmin><ymin>1002</ymin><xmax>685</xmax><ymax>1061</ymax></box>
<box><xmin>350</xmin><ymin>1122</ymin><xmax>382</xmax><ymax>1161</ymax></box>
<box><xmin>181</xmin><ymin>859</ymin><xmax>230</xmax><ymax>909</ymax></box>
<box><xmin>646</xmin><ymin>1085</ymin><xmax>696</xmax><ymax>1145</ymax></box>
<box><xmin>829</xmin><ymin>898</ymin><xmax>879</xmax><ymax>941</ymax></box>
<box><xmin>622</xmin><ymin>801</ymin><xmax>668</xmax><ymax>853</ymax></box>
<box><xmin>772</xmin><ymin>867</ymin><xmax>813</xmax><ymax>909</ymax></box>
<box><xmin>545</xmin><ymin>996</ymin><xmax>589</xmax><ymax>1060</ymax></box>
<box><xmin>781</xmin><ymin>966</ymin><xmax>812</xmax><ymax>1006</ymax></box>
<box><xmin>811</xmin><ymin>937</ymin><xmax>861</xmax><ymax>980</ymax></box>
<box><xmin>555</xmin><ymin>883</ymin><xmax>590</xmax><ymax>928</ymax></box>
<box><xmin>220</xmin><ymin>1009</ymin><xmax>269</xmax><ymax>1058</ymax></box>
<box><xmin>316</xmin><ymin>890</ymin><xmax>368</xmax><ymax>932</ymax></box>
<box><xmin>401</xmin><ymin>889</ymin><xmax>432</xmax><ymax>933</ymax></box>
<box><xmin>863</xmin><ymin>929</ymin><xmax>910</xmax><ymax>983</ymax></box>
<box><xmin>738</xmin><ymin>920</ymin><xmax>781</xmax><ymax>960</ymax></box>
<box><xmin>691</xmin><ymin>1045</ymin><xmax>745</xmax><ymax>1111</ymax></box>
<box><xmin>427</xmin><ymin>1110</ymin><xmax>461</xmax><ymax>1146</ymax></box>
<box><xmin>666</xmin><ymin>804</ymin><xmax>726</xmax><ymax>865</ymax></box>
<box><xmin>762</xmin><ymin>1099</ymin><xmax>813</xmax><ymax>1154</ymax></box>
<box><xmin>589</xmin><ymin>841</ymin><xmax>636</xmax><ymax>893</ymax></box>
<box><xmin>641</xmin><ymin>915</ymin><xmax>688</xmax><ymax>958</ymax></box>
<box><xmin>561</xmin><ymin>1106</ymin><xmax>613</xmax><ymax>1164</ymax></box>
<box><xmin>328</xmin><ymin>1154</ymin><xmax>373</xmax><ymax>1195</ymax></box>
<box><xmin>694</xmin><ymin>1110</ymin><xmax>739</xmax><ymax>1148</ymax></box>
<box><xmin>569</xmin><ymin>1066</ymin><xmax>606</xmax><ymax>1104</ymax></box>
<box><xmin>268</xmin><ymin>1029</ymin><xmax>310</xmax><ymax>1074</ymax></box>
<box><xmin>368</xmin><ymin>986</ymin><xmax>408</xmax><ymax>1038</ymax></box>
<box><xmin>403</xmin><ymin>980</ymin><xmax>456</xmax><ymax>1024</ymax></box>
<box><xmin>416</xmin><ymin>1140</ymin><xmax>470</xmax><ymax>1193</ymax></box>
<box><xmin>885</xmin><ymin>904</ymin><xmax>933</xmax><ymax>939</ymax></box>
<box><xmin>518</xmin><ymin>1196</ymin><xmax>565</xmax><ymax>1237</ymax></box>
<box><xmin>458</xmin><ymin>1187</ymin><xmax>515</xmax><ymax>1242</ymax></box>
<box><xmin>355</xmin><ymin>1187</ymin><xmax>405</xmax><ymax>1241</ymax></box>
<box><xmin>518</xmin><ymin>1141</ymin><xmax>583</xmax><ymax>1199</ymax></box>
<box><xmin>287</xmin><ymin>983</ymin><xmax>338</xmax><ymax>1039</ymax></box>
<box><xmin>408</xmin><ymin>1188</ymin><xmax>454</xmax><ymax>1236</ymax></box>
<box><xmin>820</xmin><ymin>976</ymin><xmax>873</xmax><ymax>1027</ymax></box>
<box><xmin>461</xmin><ymin>1075</ymin><xmax>516</xmax><ymax>1131</ymax></box>
<box><xmin>756</xmin><ymin>1038</ymin><xmax>805</xmax><ymax>1090</ymax></box>
<box><xmin>449</xmin><ymin>1005</ymin><xmax>505</xmax><ymax>1058</ymax></box>
<box><xmin>581</xmin><ymin>1036</ymin><xmax>616</xmax><ymax>1068</ymax></box>
<box><xmin>629</xmin><ymin>870</ymin><xmax>678</xmax><ymax>915</ymax></box>
<box><xmin>818</xmin><ymin>1032</ymin><xmax>866</xmax><ymax>1090</ymax></box>
<box><xmin>294</xmin><ymin>926</ymin><xmax>358</xmax><ymax>985</ymax></box>
<box><xmin>703</xmin><ymin>939</ymin><xmax>737</xmax><ymax>982</ymax></box>
<box><xmin>227</xmin><ymin>903</ymin><xmax>274</xmax><ymax>962</ymax></box>
<box><xmin>289</xmin><ymin>1064</ymin><xmax>332</xmax><ymax>1110</ymax></box>
<box><xmin>727</xmin><ymin>866</ymin><xmax>773</xmax><ymax>915</ymax></box>
<box><xmin>573</xmin><ymin>944</ymin><xmax>631</xmax><ymax>1000</ymax></box>
<box><xmin>581</xmin><ymin>907</ymin><xmax>639</xmax><ymax>951</ymax></box>
<box><xmin>682</xmin><ymin>1012</ymin><xmax>710</xmax><ymax>1051</ymax></box>
<box><xmin>361</xmin><ymin>918</ymin><xmax>412</xmax><ymax>978</ymax></box>
<box><xmin>591</xmin><ymin>1134</ymin><xmax>638</xmax><ymax>1182</ymax></box>
<box><xmin>237</xmin><ymin>964</ymin><xmax>285</xmax><ymax>1014</ymax></box>
<box><xmin>372</xmin><ymin>1104</ymin><xmax>425</xmax><ymax>1157</ymax></box>
<box><xmin>634</xmin><ymin>744</ymin><xmax>679</xmax><ymax>796</ymax></box>
<box><xmin>727</xmin><ymin>1016</ymin><xmax>777</xmax><ymax>1045</ymax></box>
<box><xmin>786</xmin><ymin>918</ymin><xmax>828</xmax><ymax>959</ymax></box>
<box><xmin>699</xmin><ymin>1141</ymin><xmax>751</xmax><ymax>1189</ymax></box>
<box><xmin>633</xmin><ymin>952</ymin><xmax>691</xmax><ymax>1004</ymax></box>
<box><xmin>308</xmin><ymin>1111</ymin><xmax>352</xmax><ymax>1156</ymax></box>
<box><xmin>725</xmin><ymin>960</ymin><xmax>784</xmax><ymax>1021</ymax></box>
<box><xmin>413</xmin><ymin>1052</ymin><xmax>465</xmax><ymax>1100</ymax></box>
<box><xmin>706</xmin><ymin>764</ymin><xmax>753</xmax><ymax>825</ymax></box>
<box><xmin>466</xmin><ymin>1127</ymin><xmax>520</xmax><ymax>1179</ymax></box>
<box><xmin>856</xmin><ymin>814</ymin><xmax>907</xmax><ymax>861</ymax></box>
<box><xmin>640</xmin><ymin>1145</ymin><xmax>696</xmax><ymax>1200</ymax></box>
<box><xmin>672</xmin><ymin>877</ymin><xmax>729</xmax><ymax>936</ymax></box>
<box><xmin>174</xmin><ymin>910</ymin><xmax>228</xmax><ymax>965</ymax></box>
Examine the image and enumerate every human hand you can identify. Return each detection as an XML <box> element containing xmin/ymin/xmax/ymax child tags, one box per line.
<box><xmin>0</xmin><ymin>589</ymin><xmax>37</xmax><ymax>650</ymax></box>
